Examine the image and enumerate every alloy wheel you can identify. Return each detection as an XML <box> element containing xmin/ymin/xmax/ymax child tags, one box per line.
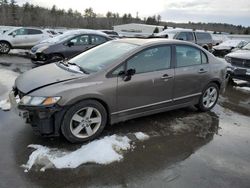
<box><xmin>202</xmin><ymin>86</ymin><xmax>218</xmax><ymax>108</ymax></box>
<box><xmin>70</xmin><ymin>107</ymin><xmax>102</xmax><ymax>139</ymax></box>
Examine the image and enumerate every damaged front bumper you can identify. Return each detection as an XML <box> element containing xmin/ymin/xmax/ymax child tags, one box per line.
<box><xmin>9</xmin><ymin>90</ymin><xmax>66</xmax><ymax>136</ymax></box>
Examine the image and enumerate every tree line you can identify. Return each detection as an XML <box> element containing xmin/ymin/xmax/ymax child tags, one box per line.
<box><xmin>0</xmin><ymin>0</ymin><xmax>249</xmax><ymax>34</ymax></box>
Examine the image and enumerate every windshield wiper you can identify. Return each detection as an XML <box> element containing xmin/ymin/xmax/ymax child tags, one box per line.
<box><xmin>67</xmin><ymin>62</ymin><xmax>89</xmax><ymax>74</ymax></box>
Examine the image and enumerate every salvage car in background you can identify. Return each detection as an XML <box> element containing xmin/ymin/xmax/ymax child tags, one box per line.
<box><xmin>10</xmin><ymin>39</ymin><xmax>227</xmax><ymax>143</ymax></box>
<box><xmin>0</xmin><ymin>27</ymin><xmax>52</xmax><ymax>54</ymax></box>
<box><xmin>155</xmin><ymin>29</ymin><xmax>213</xmax><ymax>52</ymax></box>
<box><xmin>30</xmin><ymin>30</ymin><xmax>112</xmax><ymax>64</ymax></box>
<box><xmin>213</xmin><ymin>39</ymin><xmax>248</xmax><ymax>57</ymax></box>
<box><xmin>226</xmin><ymin>42</ymin><xmax>250</xmax><ymax>81</ymax></box>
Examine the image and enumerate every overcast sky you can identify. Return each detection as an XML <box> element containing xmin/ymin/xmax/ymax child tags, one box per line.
<box><xmin>17</xmin><ymin>0</ymin><xmax>250</xmax><ymax>26</ymax></box>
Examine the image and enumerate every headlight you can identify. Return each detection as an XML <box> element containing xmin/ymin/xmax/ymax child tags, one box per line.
<box><xmin>225</xmin><ymin>56</ymin><xmax>232</xmax><ymax>63</ymax></box>
<box><xmin>37</xmin><ymin>46</ymin><xmax>49</xmax><ymax>52</ymax></box>
<box><xmin>19</xmin><ymin>96</ymin><xmax>61</xmax><ymax>106</ymax></box>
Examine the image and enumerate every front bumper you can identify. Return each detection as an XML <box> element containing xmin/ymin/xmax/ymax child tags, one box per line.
<box><xmin>29</xmin><ymin>51</ymin><xmax>50</xmax><ymax>65</ymax></box>
<box><xmin>9</xmin><ymin>91</ymin><xmax>65</xmax><ymax>136</ymax></box>
<box><xmin>227</xmin><ymin>66</ymin><xmax>250</xmax><ymax>82</ymax></box>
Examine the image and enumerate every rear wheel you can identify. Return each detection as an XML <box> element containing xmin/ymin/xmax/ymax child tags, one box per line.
<box><xmin>61</xmin><ymin>100</ymin><xmax>107</xmax><ymax>143</ymax></box>
<box><xmin>0</xmin><ymin>41</ymin><xmax>11</xmax><ymax>54</ymax></box>
<box><xmin>196</xmin><ymin>83</ymin><xmax>219</xmax><ymax>112</ymax></box>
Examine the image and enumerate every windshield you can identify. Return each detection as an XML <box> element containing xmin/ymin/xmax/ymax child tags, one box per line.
<box><xmin>242</xmin><ymin>43</ymin><xmax>250</xmax><ymax>50</ymax></box>
<box><xmin>68</xmin><ymin>41</ymin><xmax>138</xmax><ymax>73</ymax></box>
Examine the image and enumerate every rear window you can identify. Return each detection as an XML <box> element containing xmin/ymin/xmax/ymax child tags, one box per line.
<box><xmin>28</xmin><ymin>29</ymin><xmax>43</xmax><ymax>35</ymax></box>
<box><xmin>196</xmin><ymin>32</ymin><xmax>212</xmax><ymax>40</ymax></box>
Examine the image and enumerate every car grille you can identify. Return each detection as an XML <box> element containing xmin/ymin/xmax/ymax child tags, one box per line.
<box><xmin>231</xmin><ymin>58</ymin><xmax>250</xmax><ymax>69</ymax></box>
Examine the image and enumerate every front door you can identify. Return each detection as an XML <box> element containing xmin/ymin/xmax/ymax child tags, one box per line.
<box><xmin>115</xmin><ymin>45</ymin><xmax>174</xmax><ymax>116</ymax></box>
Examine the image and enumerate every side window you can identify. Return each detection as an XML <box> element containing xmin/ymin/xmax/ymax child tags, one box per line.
<box><xmin>11</xmin><ymin>28</ymin><xmax>28</xmax><ymax>36</ymax></box>
<box><xmin>27</xmin><ymin>29</ymin><xmax>43</xmax><ymax>35</ymax></box>
<box><xmin>69</xmin><ymin>35</ymin><xmax>89</xmax><ymax>45</ymax></box>
<box><xmin>186</xmin><ymin>32</ymin><xmax>194</xmax><ymax>41</ymax></box>
<box><xmin>176</xmin><ymin>32</ymin><xmax>187</xmax><ymax>40</ymax></box>
<box><xmin>176</xmin><ymin>45</ymin><xmax>202</xmax><ymax>67</ymax></box>
<box><xmin>127</xmin><ymin>46</ymin><xmax>171</xmax><ymax>74</ymax></box>
<box><xmin>91</xmin><ymin>35</ymin><xmax>107</xmax><ymax>45</ymax></box>
<box><xmin>201</xmin><ymin>51</ymin><xmax>208</xmax><ymax>64</ymax></box>
<box><xmin>196</xmin><ymin>32</ymin><xmax>212</xmax><ymax>40</ymax></box>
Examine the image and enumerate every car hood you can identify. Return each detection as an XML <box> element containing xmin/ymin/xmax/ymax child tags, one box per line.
<box><xmin>31</xmin><ymin>43</ymin><xmax>54</xmax><ymax>53</ymax></box>
<box><xmin>226</xmin><ymin>50</ymin><xmax>250</xmax><ymax>60</ymax></box>
<box><xmin>213</xmin><ymin>45</ymin><xmax>232</xmax><ymax>50</ymax></box>
<box><xmin>15</xmin><ymin>63</ymin><xmax>85</xmax><ymax>94</ymax></box>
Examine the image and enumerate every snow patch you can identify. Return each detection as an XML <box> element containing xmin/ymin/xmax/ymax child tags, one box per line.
<box><xmin>22</xmin><ymin>135</ymin><xmax>131</xmax><ymax>172</ymax></box>
<box><xmin>22</xmin><ymin>132</ymin><xmax>150</xmax><ymax>172</ymax></box>
<box><xmin>134</xmin><ymin>132</ymin><xmax>150</xmax><ymax>141</ymax></box>
<box><xmin>0</xmin><ymin>99</ymin><xmax>11</xmax><ymax>111</ymax></box>
<box><xmin>0</xmin><ymin>69</ymin><xmax>19</xmax><ymax>97</ymax></box>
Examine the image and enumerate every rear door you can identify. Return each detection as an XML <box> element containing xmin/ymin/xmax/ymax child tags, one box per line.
<box><xmin>26</xmin><ymin>29</ymin><xmax>45</xmax><ymax>46</ymax></box>
<box><xmin>115</xmin><ymin>45</ymin><xmax>174</xmax><ymax>116</ymax></box>
<box><xmin>89</xmin><ymin>35</ymin><xmax>108</xmax><ymax>48</ymax></box>
<box><xmin>173</xmin><ymin>45</ymin><xmax>211</xmax><ymax>104</ymax></box>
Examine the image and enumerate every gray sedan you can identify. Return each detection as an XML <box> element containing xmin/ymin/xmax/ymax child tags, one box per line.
<box><xmin>10</xmin><ymin>39</ymin><xmax>228</xmax><ymax>143</ymax></box>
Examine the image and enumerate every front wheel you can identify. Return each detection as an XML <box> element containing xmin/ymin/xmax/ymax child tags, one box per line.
<box><xmin>61</xmin><ymin>100</ymin><xmax>107</xmax><ymax>143</ymax></box>
<box><xmin>0</xmin><ymin>42</ymin><xmax>11</xmax><ymax>54</ymax></box>
<box><xmin>196</xmin><ymin>83</ymin><xmax>219</xmax><ymax>112</ymax></box>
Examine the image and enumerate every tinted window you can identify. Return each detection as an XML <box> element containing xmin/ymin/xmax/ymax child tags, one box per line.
<box><xmin>69</xmin><ymin>35</ymin><xmax>89</xmax><ymax>45</ymax></box>
<box><xmin>127</xmin><ymin>46</ymin><xmax>171</xmax><ymax>74</ymax></box>
<box><xmin>28</xmin><ymin>29</ymin><xmax>43</xmax><ymax>35</ymax></box>
<box><xmin>91</xmin><ymin>35</ymin><xmax>107</xmax><ymax>45</ymax></box>
<box><xmin>196</xmin><ymin>32</ymin><xmax>212</xmax><ymax>40</ymax></box>
<box><xmin>176</xmin><ymin>45</ymin><xmax>202</xmax><ymax>67</ymax></box>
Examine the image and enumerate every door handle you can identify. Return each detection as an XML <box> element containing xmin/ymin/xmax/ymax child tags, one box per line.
<box><xmin>198</xmin><ymin>68</ymin><xmax>207</xmax><ymax>74</ymax></box>
<box><xmin>161</xmin><ymin>74</ymin><xmax>173</xmax><ymax>79</ymax></box>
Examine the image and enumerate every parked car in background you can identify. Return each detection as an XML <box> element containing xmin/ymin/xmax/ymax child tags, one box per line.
<box><xmin>225</xmin><ymin>42</ymin><xmax>250</xmax><ymax>81</ymax></box>
<box><xmin>155</xmin><ymin>29</ymin><xmax>213</xmax><ymax>52</ymax></box>
<box><xmin>99</xmin><ymin>30</ymin><xmax>120</xmax><ymax>39</ymax></box>
<box><xmin>0</xmin><ymin>27</ymin><xmax>52</xmax><ymax>54</ymax></box>
<box><xmin>30</xmin><ymin>30</ymin><xmax>112</xmax><ymax>64</ymax></box>
<box><xmin>213</xmin><ymin>39</ymin><xmax>248</xmax><ymax>57</ymax></box>
<box><xmin>10</xmin><ymin>39</ymin><xmax>227</xmax><ymax>143</ymax></box>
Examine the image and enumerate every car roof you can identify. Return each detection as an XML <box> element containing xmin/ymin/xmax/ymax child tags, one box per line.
<box><xmin>115</xmin><ymin>38</ymin><xmax>196</xmax><ymax>46</ymax></box>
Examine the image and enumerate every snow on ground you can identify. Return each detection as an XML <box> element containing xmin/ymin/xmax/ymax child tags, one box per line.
<box><xmin>234</xmin><ymin>86</ymin><xmax>250</xmax><ymax>93</ymax></box>
<box><xmin>22</xmin><ymin>132</ymin><xmax>150</xmax><ymax>172</ymax></box>
<box><xmin>134</xmin><ymin>132</ymin><xmax>150</xmax><ymax>141</ymax></box>
<box><xmin>233</xmin><ymin>79</ymin><xmax>249</xmax><ymax>85</ymax></box>
<box><xmin>9</xmin><ymin>49</ymin><xmax>29</xmax><ymax>57</ymax></box>
<box><xmin>0</xmin><ymin>69</ymin><xmax>19</xmax><ymax>110</ymax></box>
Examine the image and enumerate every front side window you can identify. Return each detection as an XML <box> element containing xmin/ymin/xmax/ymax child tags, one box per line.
<box><xmin>127</xmin><ymin>46</ymin><xmax>171</xmax><ymax>74</ymax></box>
<box><xmin>176</xmin><ymin>32</ymin><xmax>194</xmax><ymax>41</ymax></box>
<box><xmin>69</xmin><ymin>35</ymin><xmax>89</xmax><ymax>45</ymax></box>
<box><xmin>176</xmin><ymin>45</ymin><xmax>202</xmax><ymax>67</ymax></box>
<box><xmin>11</xmin><ymin>28</ymin><xmax>28</xmax><ymax>36</ymax></box>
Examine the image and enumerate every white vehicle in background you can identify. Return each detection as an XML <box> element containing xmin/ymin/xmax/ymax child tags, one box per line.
<box><xmin>213</xmin><ymin>39</ymin><xmax>248</xmax><ymax>57</ymax></box>
<box><xmin>0</xmin><ymin>27</ymin><xmax>52</xmax><ymax>54</ymax></box>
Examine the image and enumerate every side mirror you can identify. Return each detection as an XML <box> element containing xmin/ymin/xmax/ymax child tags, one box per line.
<box><xmin>177</xmin><ymin>37</ymin><xmax>184</xmax><ymax>41</ymax></box>
<box><xmin>12</xmin><ymin>33</ymin><xmax>16</xmax><ymax>38</ymax></box>
<box><xmin>123</xmin><ymin>68</ymin><xmax>136</xmax><ymax>81</ymax></box>
<box><xmin>67</xmin><ymin>41</ymin><xmax>74</xmax><ymax>47</ymax></box>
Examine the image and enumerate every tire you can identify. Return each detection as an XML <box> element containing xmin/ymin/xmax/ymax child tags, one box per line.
<box><xmin>196</xmin><ymin>83</ymin><xmax>219</xmax><ymax>112</ymax></box>
<box><xmin>0</xmin><ymin>41</ymin><xmax>11</xmax><ymax>54</ymax></box>
<box><xmin>61</xmin><ymin>100</ymin><xmax>107</xmax><ymax>143</ymax></box>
